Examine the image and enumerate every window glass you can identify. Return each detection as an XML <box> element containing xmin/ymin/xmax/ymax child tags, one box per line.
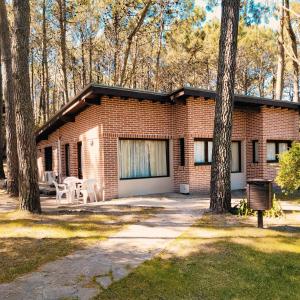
<box><xmin>278</xmin><ymin>142</ymin><xmax>288</xmax><ymax>154</ymax></box>
<box><xmin>44</xmin><ymin>147</ymin><xmax>53</xmax><ymax>171</ymax></box>
<box><xmin>253</xmin><ymin>141</ymin><xmax>259</xmax><ymax>163</ymax></box>
<box><xmin>65</xmin><ymin>144</ymin><xmax>70</xmax><ymax>177</ymax></box>
<box><xmin>194</xmin><ymin>141</ymin><xmax>205</xmax><ymax>163</ymax></box>
<box><xmin>119</xmin><ymin>139</ymin><xmax>168</xmax><ymax>179</ymax></box>
<box><xmin>208</xmin><ymin>141</ymin><xmax>213</xmax><ymax>163</ymax></box>
<box><xmin>231</xmin><ymin>142</ymin><xmax>240</xmax><ymax>172</ymax></box>
<box><xmin>267</xmin><ymin>142</ymin><xmax>276</xmax><ymax>161</ymax></box>
<box><xmin>180</xmin><ymin>138</ymin><xmax>185</xmax><ymax>166</ymax></box>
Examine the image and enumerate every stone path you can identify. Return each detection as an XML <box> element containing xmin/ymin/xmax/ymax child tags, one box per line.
<box><xmin>0</xmin><ymin>194</ymin><xmax>208</xmax><ymax>300</ymax></box>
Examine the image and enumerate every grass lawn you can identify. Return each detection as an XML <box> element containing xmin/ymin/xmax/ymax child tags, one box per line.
<box><xmin>0</xmin><ymin>193</ymin><xmax>157</xmax><ymax>284</ymax></box>
<box><xmin>98</xmin><ymin>211</ymin><xmax>300</xmax><ymax>300</ymax></box>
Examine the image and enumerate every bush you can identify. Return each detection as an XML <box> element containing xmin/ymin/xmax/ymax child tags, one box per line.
<box><xmin>237</xmin><ymin>198</ymin><xmax>255</xmax><ymax>217</ymax></box>
<box><xmin>237</xmin><ymin>195</ymin><xmax>284</xmax><ymax>218</ymax></box>
<box><xmin>264</xmin><ymin>194</ymin><xmax>284</xmax><ymax>218</ymax></box>
<box><xmin>276</xmin><ymin>142</ymin><xmax>300</xmax><ymax>194</ymax></box>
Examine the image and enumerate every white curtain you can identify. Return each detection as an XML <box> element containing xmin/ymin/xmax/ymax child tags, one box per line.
<box><xmin>279</xmin><ymin>142</ymin><xmax>288</xmax><ymax>154</ymax></box>
<box><xmin>194</xmin><ymin>141</ymin><xmax>205</xmax><ymax>163</ymax></box>
<box><xmin>231</xmin><ymin>142</ymin><xmax>240</xmax><ymax>172</ymax></box>
<box><xmin>267</xmin><ymin>142</ymin><xmax>276</xmax><ymax>161</ymax></box>
<box><xmin>119</xmin><ymin>140</ymin><xmax>168</xmax><ymax>179</ymax></box>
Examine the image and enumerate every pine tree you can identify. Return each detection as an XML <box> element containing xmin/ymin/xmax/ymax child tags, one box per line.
<box><xmin>12</xmin><ymin>0</ymin><xmax>41</xmax><ymax>213</ymax></box>
<box><xmin>210</xmin><ymin>0</ymin><xmax>240</xmax><ymax>213</ymax></box>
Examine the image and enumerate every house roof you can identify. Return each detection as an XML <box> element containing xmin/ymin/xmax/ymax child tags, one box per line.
<box><xmin>36</xmin><ymin>83</ymin><xmax>300</xmax><ymax>143</ymax></box>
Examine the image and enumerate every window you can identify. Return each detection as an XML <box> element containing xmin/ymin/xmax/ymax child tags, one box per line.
<box><xmin>179</xmin><ymin>138</ymin><xmax>185</xmax><ymax>166</ymax></box>
<box><xmin>252</xmin><ymin>140</ymin><xmax>259</xmax><ymax>163</ymax></box>
<box><xmin>44</xmin><ymin>146</ymin><xmax>53</xmax><ymax>171</ymax></box>
<box><xmin>267</xmin><ymin>141</ymin><xmax>290</xmax><ymax>162</ymax></box>
<box><xmin>119</xmin><ymin>139</ymin><xmax>169</xmax><ymax>179</ymax></box>
<box><xmin>194</xmin><ymin>139</ymin><xmax>213</xmax><ymax>165</ymax></box>
<box><xmin>65</xmin><ymin>144</ymin><xmax>70</xmax><ymax>177</ymax></box>
<box><xmin>194</xmin><ymin>139</ymin><xmax>241</xmax><ymax>172</ymax></box>
<box><xmin>231</xmin><ymin>141</ymin><xmax>241</xmax><ymax>173</ymax></box>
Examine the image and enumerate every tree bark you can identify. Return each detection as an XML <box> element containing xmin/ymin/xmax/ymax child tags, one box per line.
<box><xmin>12</xmin><ymin>0</ymin><xmax>41</xmax><ymax>213</ymax></box>
<box><xmin>0</xmin><ymin>52</ymin><xmax>6</xmax><ymax>179</ymax></box>
<box><xmin>285</xmin><ymin>0</ymin><xmax>299</xmax><ymax>102</ymax></box>
<box><xmin>154</xmin><ymin>16</ymin><xmax>164</xmax><ymax>91</ymax></box>
<box><xmin>42</xmin><ymin>0</ymin><xmax>50</xmax><ymax>121</ymax></box>
<box><xmin>80</xmin><ymin>26</ymin><xmax>86</xmax><ymax>87</ymax></box>
<box><xmin>57</xmin><ymin>0</ymin><xmax>69</xmax><ymax>103</ymax></box>
<box><xmin>88</xmin><ymin>35</ymin><xmax>93</xmax><ymax>83</ymax></box>
<box><xmin>275</xmin><ymin>0</ymin><xmax>285</xmax><ymax>100</ymax></box>
<box><xmin>210</xmin><ymin>0</ymin><xmax>240</xmax><ymax>213</ymax></box>
<box><xmin>0</xmin><ymin>0</ymin><xmax>19</xmax><ymax>195</ymax></box>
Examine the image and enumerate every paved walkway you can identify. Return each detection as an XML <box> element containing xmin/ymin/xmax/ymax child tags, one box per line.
<box><xmin>0</xmin><ymin>193</ymin><xmax>208</xmax><ymax>300</ymax></box>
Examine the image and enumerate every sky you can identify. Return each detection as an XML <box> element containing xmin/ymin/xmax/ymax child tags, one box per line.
<box><xmin>194</xmin><ymin>0</ymin><xmax>278</xmax><ymax>28</ymax></box>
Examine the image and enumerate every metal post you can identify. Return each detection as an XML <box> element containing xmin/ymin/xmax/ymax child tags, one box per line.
<box><xmin>257</xmin><ymin>210</ymin><xmax>263</xmax><ymax>228</ymax></box>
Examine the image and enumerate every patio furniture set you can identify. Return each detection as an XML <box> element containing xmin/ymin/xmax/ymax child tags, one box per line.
<box><xmin>53</xmin><ymin>176</ymin><xmax>98</xmax><ymax>204</ymax></box>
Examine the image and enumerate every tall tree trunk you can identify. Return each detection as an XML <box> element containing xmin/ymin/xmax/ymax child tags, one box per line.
<box><xmin>42</xmin><ymin>0</ymin><xmax>50</xmax><ymax>120</ymax></box>
<box><xmin>113</xmin><ymin>13</ymin><xmax>119</xmax><ymax>85</ymax></box>
<box><xmin>89</xmin><ymin>35</ymin><xmax>93</xmax><ymax>83</ymax></box>
<box><xmin>30</xmin><ymin>47</ymin><xmax>34</xmax><ymax>110</ymax></box>
<box><xmin>57</xmin><ymin>0</ymin><xmax>69</xmax><ymax>103</ymax></box>
<box><xmin>120</xmin><ymin>0</ymin><xmax>152</xmax><ymax>86</ymax></box>
<box><xmin>80</xmin><ymin>27</ymin><xmax>86</xmax><ymax>87</ymax></box>
<box><xmin>0</xmin><ymin>0</ymin><xmax>19</xmax><ymax>195</ymax></box>
<box><xmin>275</xmin><ymin>0</ymin><xmax>285</xmax><ymax>100</ymax></box>
<box><xmin>72</xmin><ymin>55</ymin><xmax>77</xmax><ymax>94</ymax></box>
<box><xmin>12</xmin><ymin>0</ymin><xmax>41</xmax><ymax>213</ymax></box>
<box><xmin>285</xmin><ymin>0</ymin><xmax>299</xmax><ymax>102</ymax></box>
<box><xmin>0</xmin><ymin>52</ymin><xmax>6</xmax><ymax>179</ymax></box>
<box><xmin>210</xmin><ymin>0</ymin><xmax>240</xmax><ymax>213</ymax></box>
<box><xmin>154</xmin><ymin>7</ymin><xmax>164</xmax><ymax>92</ymax></box>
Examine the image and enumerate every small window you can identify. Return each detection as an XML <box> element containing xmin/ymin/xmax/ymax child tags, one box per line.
<box><xmin>44</xmin><ymin>146</ymin><xmax>53</xmax><ymax>171</ymax></box>
<box><xmin>77</xmin><ymin>142</ymin><xmax>83</xmax><ymax>179</ymax></box>
<box><xmin>231</xmin><ymin>141</ymin><xmax>241</xmax><ymax>173</ymax></box>
<box><xmin>119</xmin><ymin>139</ymin><xmax>169</xmax><ymax>179</ymax></box>
<box><xmin>252</xmin><ymin>140</ymin><xmax>259</xmax><ymax>163</ymax></box>
<box><xmin>267</xmin><ymin>141</ymin><xmax>290</xmax><ymax>162</ymax></box>
<box><xmin>65</xmin><ymin>144</ymin><xmax>70</xmax><ymax>177</ymax></box>
<box><xmin>179</xmin><ymin>138</ymin><xmax>185</xmax><ymax>166</ymax></box>
<box><xmin>195</xmin><ymin>139</ymin><xmax>241</xmax><ymax>173</ymax></box>
<box><xmin>194</xmin><ymin>139</ymin><xmax>212</xmax><ymax>165</ymax></box>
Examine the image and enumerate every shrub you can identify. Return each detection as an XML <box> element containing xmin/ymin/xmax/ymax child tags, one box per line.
<box><xmin>237</xmin><ymin>195</ymin><xmax>284</xmax><ymax>218</ymax></box>
<box><xmin>264</xmin><ymin>194</ymin><xmax>284</xmax><ymax>218</ymax></box>
<box><xmin>237</xmin><ymin>198</ymin><xmax>255</xmax><ymax>217</ymax></box>
<box><xmin>276</xmin><ymin>142</ymin><xmax>300</xmax><ymax>194</ymax></box>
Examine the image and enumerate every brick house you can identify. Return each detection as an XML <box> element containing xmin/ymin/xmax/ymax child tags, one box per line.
<box><xmin>36</xmin><ymin>84</ymin><xmax>300</xmax><ymax>200</ymax></box>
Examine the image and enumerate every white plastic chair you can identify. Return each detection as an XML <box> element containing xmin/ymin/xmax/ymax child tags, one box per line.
<box><xmin>63</xmin><ymin>177</ymin><xmax>82</xmax><ymax>203</ymax></box>
<box><xmin>79</xmin><ymin>179</ymin><xmax>97</xmax><ymax>204</ymax></box>
<box><xmin>44</xmin><ymin>171</ymin><xmax>56</xmax><ymax>185</ymax></box>
<box><xmin>53</xmin><ymin>181</ymin><xmax>69</xmax><ymax>204</ymax></box>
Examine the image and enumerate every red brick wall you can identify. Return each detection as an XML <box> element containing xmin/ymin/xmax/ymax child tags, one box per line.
<box><xmin>172</xmin><ymin>98</ymin><xmax>247</xmax><ymax>193</ymax></box>
<box><xmin>37</xmin><ymin>95</ymin><xmax>300</xmax><ymax>199</ymax></box>
<box><xmin>37</xmin><ymin>105</ymin><xmax>102</xmax><ymax>194</ymax></box>
<box><xmin>261</xmin><ymin>107</ymin><xmax>299</xmax><ymax>180</ymax></box>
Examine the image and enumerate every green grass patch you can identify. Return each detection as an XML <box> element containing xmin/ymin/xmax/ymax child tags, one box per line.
<box><xmin>97</xmin><ymin>213</ymin><xmax>300</xmax><ymax>300</ymax></box>
<box><xmin>0</xmin><ymin>198</ymin><xmax>157</xmax><ymax>283</ymax></box>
